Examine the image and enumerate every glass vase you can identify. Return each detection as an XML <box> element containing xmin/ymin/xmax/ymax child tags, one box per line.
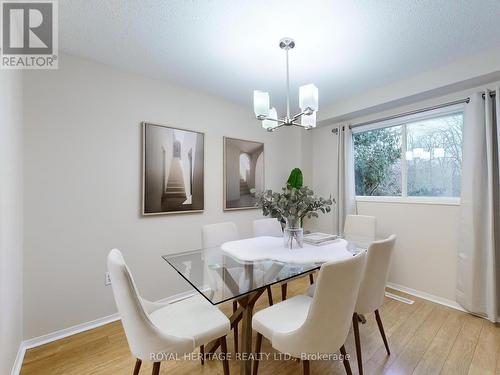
<box><xmin>283</xmin><ymin>217</ymin><xmax>303</xmax><ymax>249</ymax></box>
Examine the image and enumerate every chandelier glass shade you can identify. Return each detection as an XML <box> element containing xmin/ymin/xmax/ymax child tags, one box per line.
<box><xmin>253</xmin><ymin>38</ymin><xmax>319</xmax><ymax>131</ymax></box>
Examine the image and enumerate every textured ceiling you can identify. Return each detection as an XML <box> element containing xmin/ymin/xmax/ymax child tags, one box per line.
<box><xmin>59</xmin><ymin>0</ymin><xmax>500</xmax><ymax>115</ymax></box>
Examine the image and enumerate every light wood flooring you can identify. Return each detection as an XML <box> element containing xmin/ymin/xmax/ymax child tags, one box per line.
<box><xmin>21</xmin><ymin>277</ymin><xmax>500</xmax><ymax>375</ymax></box>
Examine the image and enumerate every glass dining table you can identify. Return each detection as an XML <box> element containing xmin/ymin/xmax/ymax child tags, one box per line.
<box><xmin>162</xmin><ymin>236</ymin><xmax>363</xmax><ymax>375</ymax></box>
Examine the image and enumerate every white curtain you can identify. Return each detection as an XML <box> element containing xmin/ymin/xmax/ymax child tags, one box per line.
<box><xmin>457</xmin><ymin>88</ymin><xmax>500</xmax><ymax>323</ymax></box>
<box><xmin>336</xmin><ymin>125</ymin><xmax>356</xmax><ymax>235</ymax></box>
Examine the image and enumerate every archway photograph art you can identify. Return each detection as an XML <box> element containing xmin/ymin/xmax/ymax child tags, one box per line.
<box><xmin>142</xmin><ymin>122</ymin><xmax>204</xmax><ymax>215</ymax></box>
<box><xmin>223</xmin><ymin>137</ymin><xmax>264</xmax><ymax>210</ymax></box>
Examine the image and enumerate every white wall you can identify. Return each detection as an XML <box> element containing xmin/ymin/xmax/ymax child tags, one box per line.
<box><xmin>356</xmin><ymin>201</ymin><xmax>460</xmax><ymax>301</ymax></box>
<box><xmin>309</xmin><ymin>79</ymin><xmax>500</xmax><ymax>304</ymax></box>
<box><xmin>22</xmin><ymin>53</ymin><xmax>302</xmax><ymax>339</ymax></box>
<box><xmin>319</xmin><ymin>47</ymin><xmax>500</xmax><ymax>123</ymax></box>
<box><xmin>0</xmin><ymin>70</ymin><xmax>23</xmax><ymax>374</ymax></box>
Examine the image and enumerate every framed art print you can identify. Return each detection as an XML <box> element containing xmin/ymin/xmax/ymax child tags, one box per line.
<box><xmin>142</xmin><ymin>122</ymin><xmax>204</xmax><ymax>215</ymax></box>
<box><xmin>223</xmin><ymin>137</ymin><xmax>264</xmax><ymax>210</ymax></box>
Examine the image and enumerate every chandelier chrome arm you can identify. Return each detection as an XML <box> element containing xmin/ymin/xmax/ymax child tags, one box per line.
<box><xmin>260</xmin><ymin>107</ymin><xmax>315</xmax><ymax>131</ymax></box>
<box><xmin>266</xmin><ymin>122</ymin><xmax>313</xmax><ymax>132</ymax></box>
<box><xmin>291</xmin><ymin>108</ymin><xmax>314</xmax><ymax>122</ymax></box>
<box><xmin>258</xmin><ymin>108</ymin><xmax>312</xmax><ymax>123</ymax></box>
<box><xmin>257</xmin><ymin>115</ymin><xmax>283</xmax><ymax>123</ymax></box>
<box><xmin>261</xmin><ymin>115</ymin><xmax>313</xmax><ymax>132</ymax></box>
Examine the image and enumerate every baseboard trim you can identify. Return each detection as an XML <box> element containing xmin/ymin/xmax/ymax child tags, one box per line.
<box><xmin>22</xmin><ymin>312</ymin><xmax>120</xmax><ymax>351</ymax></box>
<box><xmin>386</xmin><ymin>282</ymin><xmax>466</xmax><ymax>312</ymax></box>
<box><xmin>11</xmin><ymin>343</ymin><xmax>26</xmax><ymax>375</ymax></box>
<box><xmin>11</xmin><ymin>289</ymin><xmax>200</xmax><ymax>375</ymax></box>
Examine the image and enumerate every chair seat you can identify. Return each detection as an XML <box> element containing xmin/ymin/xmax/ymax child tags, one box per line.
<box><xmin>252</xmin><ymin>295</ymin><xmax>312</xmax><ymax>340</ymax></box>
<box><xmin>150</xmin><ymin>295</ymin><xmax>230</xmax><ymax>347</ymax></box>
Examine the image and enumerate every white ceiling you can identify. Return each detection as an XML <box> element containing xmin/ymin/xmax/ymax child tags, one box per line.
<box><xmin>60</xmin><ymin>1</ymin><xmax>500</xmax><ymax>116</ymax></box>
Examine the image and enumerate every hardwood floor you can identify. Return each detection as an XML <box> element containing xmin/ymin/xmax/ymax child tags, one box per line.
<box><xmin>21</xmin><ymin>278</ymin><xmax>500</xmax><ymax>375</ymax></box>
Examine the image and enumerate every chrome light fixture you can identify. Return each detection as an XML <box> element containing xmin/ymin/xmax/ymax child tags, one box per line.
<box><xmin>254</xmin><ymin>38</ymin><xmax>318</xmax><ymax>131</ymax></box>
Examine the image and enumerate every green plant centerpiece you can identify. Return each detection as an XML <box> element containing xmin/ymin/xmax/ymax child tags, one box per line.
<box><xmin>256</xmin><ymin>168</ymin><xmax>334</xmax><ymax>249</ymax></box>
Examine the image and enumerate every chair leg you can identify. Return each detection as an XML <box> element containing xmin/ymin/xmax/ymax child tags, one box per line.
<box><xmin>151</xmin><ymin>362</ymin><xmax>161</xmax><ymax>375</ymax></box>
<box><xmin>133</xmin><ymin>359</ymin><xmax>142</xmax><ymax>375</ymax></box>
<box><xmin>281</xmin><ymin>283</ymin><xmax>287</xmax><ymax>301</ymax></box>
<box><xmin>266</xmin><ymin>286</ymin><xmax>274</xmax><ymax>306</ymax></box>
<box><xmin>200</xmin><ymin>345</ymin><xmax>205</xmax><ymax>365</ymax></box>
<box><xmin>352</xmin><ymin>313</ymin><xmax>363</xmax><ymax>375</ymax></box>
<box><xmin>375</xmin><ymin>309</ymin><xmax>390</xmax><ymax>355</ymax></box>
<box><xmin>339</xmin><ymin>345</ymin><xmax>352</xmax><ymax>375</ymax></box>
<box><xmin>220</xmin><ymin>336</ymin><xmax>230</xmax><ymax>375</ymax></box>
<box><xmin>233</xmin><ymin>301</ymin><xmax>239</xmax><ymax>353</ymax></box>
<box><xmin>234</xmin><ymin>324</ymin><xmax>239</xmax><ymax>353</ymax></box>
<box><xmin>309</xmin><ymin>273</ymin><xmax>314</xmax><ymax>285</ymax></box>
<box><xmin>302</xmin><ymin>359</ymin><xmax>310</xmax><ymax>375</ymax></box>
<box><xmin>253</xmin><ymin>333</ymin><xmax>263</xmax><ymax>375</ymax></box>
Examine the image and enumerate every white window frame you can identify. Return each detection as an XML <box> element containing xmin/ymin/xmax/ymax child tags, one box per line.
<box><xmin>353</xmin><ymin>104</ymin><xmax>464</xmax><ymax>205</ymax></box>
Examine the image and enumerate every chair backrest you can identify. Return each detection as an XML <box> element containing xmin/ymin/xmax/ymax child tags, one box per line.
<box><xmin>344</xmin><ymin>215</ymin><xmax>376</xmax><ymax>246</ymax></box>
<box><xmin>107</xmin><ymin>249</ymin><xmax>193</xmax><ymax>359</ymax></box>
<box><xmin>355</xmin><ymin>235</ymin><xmax>397</xmax><ymax>314</ymax></box>
<box><xmin>272</xmin><ymin>252</ymin><xmax>366</xmax><ymax>356</ymax></box>
<box><xmin>252</xmin><ymin>218</ymin><xmax>283</xmax><ymax>237</ymax></box>
<box><xmin>202</xmin><ymin>222</ymin><xmax>239</xmax><ymax>248</ymax></box>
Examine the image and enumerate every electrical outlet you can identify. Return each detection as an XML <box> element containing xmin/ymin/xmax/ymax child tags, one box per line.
<box><xmin>105</xmin><ymin>272</ymin><xmax>111</xmax><ymax>286</ymax></box>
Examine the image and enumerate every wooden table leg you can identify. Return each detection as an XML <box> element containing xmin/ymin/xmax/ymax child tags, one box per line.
<box><xmin>206</xmin><ymin>288</ymin><xmax>264</xmax><ymax>375</ymax></box>
<box><xmin>238</xmin><ymin>289</ymin><xmax>265</xmax><ymax>375</ymax></box>
<box><xmin>206</xmin><ymin>339</ymin><xmax>221</xmax><ymax>355</ymax></box>
<box><xmin>206</xmin><ymin>301</ymin><xmax>245</xmax><ymax>355</ymax></box>
<box><xmin>240</xmin><ymin>300</ymin><xmax>254</xmax><ymax>375</ymax></box>
<box><xmin>233</xmin><ymin>301</ymin><xmax>239</xmax><ymax>352</ymax></box>
<box><xmin>266</xmin><ymin>286</ymin><xmax>273</xmax><ymax>306</ymax></box>
<box><xmin>281</xmin><ymin>283</ymin><xmax>287</xmax><ymax>301</ymax></box>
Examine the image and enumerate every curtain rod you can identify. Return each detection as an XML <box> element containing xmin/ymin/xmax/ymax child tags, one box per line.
<box><xmin>331</xmin><ymin>91</ymin><xmax>496</xmax><ymax>133</ymax></box>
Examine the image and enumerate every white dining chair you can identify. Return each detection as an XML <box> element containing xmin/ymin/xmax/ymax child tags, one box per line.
<box><xmin>252</xmin><ymin>252</ymin><xmax>367</xmax><ymax>375</ymax></box>
<box><xmin>343</xmin><ymin>215</ymin><xmax>377</xmax><ymax>246</ymax></box>
<box><xmin>252</xmin><ymin>217</ymin><xmax>314</xmax><ymax>302</ymax></box>
<box><xmin>252</xmin><ymin>218</ymin><xmax>283</xmax><ymax>237</ymax></box>
<box><xmin>107</xmin><ymin>249</ymin><xmax>231</xmax><ymax>375</ymax></box>
<box><xmin>307</xmin><ymin>214</ymin><xmax>376</xmax><ymax>298</ymax></box>
<box><xmin>350</xmin><ymin>235</ymin><xmax>396</xmax><ymax>375</ymax></box>
<box><xmin>305</xmin><ymin>214</ymin><xmax>376</xmax><ymax>299</ymax></box>
<box><xmin>306</xmin><ymin>234</ymin><xmax>396</xmax><ymax>375</ymax></box>
<box><xmin>202</xmin><ymin>221</ymin><xmax>239</xmax><ymax>248</ymax></box>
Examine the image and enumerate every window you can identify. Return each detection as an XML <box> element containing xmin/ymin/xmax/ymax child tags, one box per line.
<box><xmin>353</xmin><ymin>107</ymin><xmax>463</xmax><ymax>200</ymax></box>
<box><xmin>354</xmin><ymin>126</ymin><xmax>402</xmax><ymax>196</ymax></box>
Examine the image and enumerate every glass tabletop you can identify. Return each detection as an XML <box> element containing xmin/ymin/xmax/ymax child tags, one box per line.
<box><xmin>162</xmin><ymin>237</ymin><xmax>363</xmax><ymax>305</ymax></box>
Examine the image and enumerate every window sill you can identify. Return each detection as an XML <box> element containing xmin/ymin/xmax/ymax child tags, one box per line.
<box><xmin>355</xmin><ymin>196</ymin><xmax>460</xmax><ymax>206</ymax></box>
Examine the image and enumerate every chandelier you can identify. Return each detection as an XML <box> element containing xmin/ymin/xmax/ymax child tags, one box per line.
<box><xmin>253</xmin><ymin>38</ymin><xmax>319</xmax><ymax>131</ymax></box>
